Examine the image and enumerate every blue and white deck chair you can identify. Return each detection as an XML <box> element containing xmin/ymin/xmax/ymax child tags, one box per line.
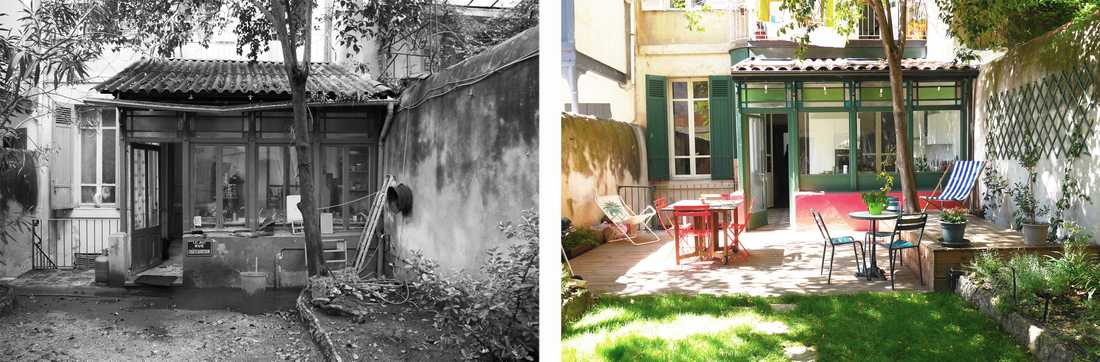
<box><xmin>920</xmin><ymin>160</ymin><xmax>985</xmax><ymax>212</ymax></box>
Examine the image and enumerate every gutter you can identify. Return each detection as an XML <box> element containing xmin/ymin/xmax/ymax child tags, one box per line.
<box><xmin>83</xmin><ymin>98</ymin><xmax>398</xmax><ymax>113</ymax></box>
<box><xmin>729</xmin><ymin>69</ymin><xmax>980</xmax><ymax>81</ymax></box>
<box><xmin>378</xmin><ymin>102</ymin><xmax>397</xmax><ymax>143</ymax></box>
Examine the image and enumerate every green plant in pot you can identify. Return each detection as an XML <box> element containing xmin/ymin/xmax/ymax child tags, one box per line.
<box><xmin>940</xmin><ymin>208</ymin><xmax>969</xmax><ymax>246</ymax></box>
<box><xmin>861</xmin><ymin>172</ymin><xmax>894</xmax><ymax>215</ymax></box>
<box><xmin>1011</xmin><ymin>151</ymin><xmax>1050</xmax><ymax>245</ymax></box>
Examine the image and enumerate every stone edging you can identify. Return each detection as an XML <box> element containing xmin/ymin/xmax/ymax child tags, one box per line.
<box><xmin>296</xmin><ymin>288</ymin><xmax>344</xmax><ymax>362</ymax></box>
<box><xmin>0</xmin><ymin>285</ymin><xmax>14</xmax><ymax>316</ymax></box>
<box><xmin>956</xmin><ymin>275</ymin><xmax>1086</xmax><ymax>361</ymax></box>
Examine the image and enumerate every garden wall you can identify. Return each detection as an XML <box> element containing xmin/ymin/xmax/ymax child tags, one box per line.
<box><xmin>561</xmin><ymin>113</ymin><xmax>647</xmax><ymax>228</ymax></box>
<box><xmin>973</xmin><ymin>13</ymin><xmax>1100</xmax><ymax>241</ymax></box>
<box><xmin>380</xmin><ymin>27</ymin><xmax>538</xmax><ymax>273</ymax></box>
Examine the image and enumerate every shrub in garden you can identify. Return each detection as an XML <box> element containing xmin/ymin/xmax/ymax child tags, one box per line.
<box><xmin>562</xmin><ymin>227</ymin><xmax>600</xmax><ymax>251</ymax></box>
<box><xmin>401</xmin><ymin>209</ymin><xmax>538</xmax><ymax>361</ymax></box>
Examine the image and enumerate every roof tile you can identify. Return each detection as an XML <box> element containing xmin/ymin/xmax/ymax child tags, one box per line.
<box><xmin>731</xmin><ymin>57</ymin><xmax>977</xmax><ymax>74</ymax></box>
<box><xmin>97</xmin><ymin>58</ymin><xmax>392</xmax><ymax>99</ymax></box>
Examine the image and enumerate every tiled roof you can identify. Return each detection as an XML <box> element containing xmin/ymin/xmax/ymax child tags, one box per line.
<box><xmin>97</xmin><ymin>58</ymin><xmax>393</xmax><ymax>99</ymax></box>
<box><xmin>731</xmin><ymin>57</ymin><xmax>977</xmax><ymax>74</ymax></box>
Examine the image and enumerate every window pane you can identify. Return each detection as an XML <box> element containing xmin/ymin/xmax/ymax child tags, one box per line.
<box><xmin>671</xmin><ymin>82</ymin><xmax>688</xmax><ymax>99</ymax></box>
<box><xmin>347</xmin><ymin>147</ymin><xmax>374</xmax><ymax>228</ymax></box>
<box><xmin>321</xmin><ymin>146</ymin><xmax>344</xmax><ymax>228</ymax></box>
<box><xmin>100</xmin><ymin>186</ymin><xmax>116</xmax><ymax>204</ymax></box>
<box><xmin>858</xmin><ymin>112</ymin><xmax>897</xmax><ymax>173</ymax></box>
<box><xmin>259</xmin><ymin>146</ymin><xmax>300</xmax><ymax>225</ymax></box>
<box><xmin>222</xmin><ymin>146</ymin><xmax>247</xmax><ymax>227</ymax></box>
<box><xmin>693</xmin><ymin>100</ymin><xmax>709</xmax><ymax>156</ymax></box>
<box><xmin>672</xmin><ymin>101</ymin><xmax>690</xmax><ymax>156</ymax></box>
<box><xmin>100</xmin><ymin>108</ymin><xmax>116</xmax><ymax>127</ymax></box>
<box><xmin>102</xmin><ymin>129</ymin><xmax>116</xmax><ymax>184</ymax></box>
<box><xmin>133</xmin><ymin>150</ymin><xmax>146</xmax><ymax>229</ymax></box>
<box><xmin>81</xmin><ymin>186</ymin><xmax>97</xmax><ymax>204</ymax></box>
<box><xmin>696</xmin><ymin>157</ymin><xmax>711</xmax><ymax>174</ymax></box>
<box><xmin>799</xmin><ymin>112</ymin><xmax>849</xmax><ymax>175</ymax></box>
<box><xmin>914</xmin><ymin>110</ymin><xmax>960</xmax><ymax>172</ymax></box>
<box><xmin>674</xmin><ymin>158</ymin><xmax>691</xmax><ymax>175</ymax></box>
<box><xmin>192</xmin><ymin>145</ymin><xmax>217</xmax><ymax>228</ymax></box>
<box><xmin>693</xmin><ymin>81</ymin><xmax>709</xmax><ymax>99</ymax></box>
<box><xmin>80</xmin><ymin>128</ymin><xmax>96</xmax><ymax>184</ymax></box>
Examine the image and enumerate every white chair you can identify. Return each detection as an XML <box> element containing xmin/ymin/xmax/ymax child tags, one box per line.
<box><xmin>596</xmin><ymin>195</ymin><xmax>660</xmax><ymax>245</ymax></box>
<box><xmin>287</xmin><ymin>195</ymin><xmax>303</xmax><ymax>234</ymax></box>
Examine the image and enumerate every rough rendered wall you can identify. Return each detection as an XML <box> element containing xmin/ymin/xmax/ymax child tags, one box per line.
<box><xmin>382</xmin><ymin>28</ymin><xmax>538</xmax><ymax>273</ymax></box>
<box><xmin>561</xmin><ymin>113</ymin><xmax>646</xmax><ymax>228</ymax></box>
<box><xmin>974</xmin><ymin>14</ymin><xmax>1100</xmax><ymax>241</ymax></box>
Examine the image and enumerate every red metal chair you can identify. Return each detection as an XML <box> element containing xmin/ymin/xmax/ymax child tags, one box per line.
<box><xmin>654</xmin><ymin>197</ymin><xmax>686</xmax><ymax>239</ymax></box>
<box><xmin>672</xmin><ymin>204</ymin><xmax>713</xmax><ymax>264</ymax></box>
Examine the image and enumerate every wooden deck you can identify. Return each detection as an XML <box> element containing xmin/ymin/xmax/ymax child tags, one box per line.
<box><xmin>571</xmin><ymin>212</ymin><xmax>1096</xmax><ymax>296</ymax></box>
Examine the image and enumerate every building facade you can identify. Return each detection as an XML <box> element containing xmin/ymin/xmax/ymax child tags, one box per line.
<box><xmin>566</xmin><ymin>0</ymin><xmax>977</xmax><ymax>229</ymax></box>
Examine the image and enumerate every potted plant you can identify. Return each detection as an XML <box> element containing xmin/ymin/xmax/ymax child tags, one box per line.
<box><xmin>1011</xmin><ymin>152</ymin><xmax>1050</xmax><ymax>244</ymax></box>
<box><xmin>861</xmin><ymin>172</ymin><xmax>894</xmax><ymax>215</ymax></box>
<box><xmin>940</xmin><ymin>208</ymin><xmax>969</xmax><ymax>246</ymax></box>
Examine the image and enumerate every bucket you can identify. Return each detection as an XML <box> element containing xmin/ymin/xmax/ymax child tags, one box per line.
<box><xmin>240</xmin><ymin>272</ymin><xmax>268</xmax><ymax>295</ymax></box>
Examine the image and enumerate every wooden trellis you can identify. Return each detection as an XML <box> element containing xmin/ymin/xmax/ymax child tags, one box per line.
<box><xmin>985</xmin><ymin>62</ymin><xmax>1099</xmax><ymax>160</ymax></box>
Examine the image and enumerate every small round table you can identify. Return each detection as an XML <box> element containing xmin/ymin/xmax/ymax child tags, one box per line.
<box><xmin>848</xmin><ymin>211</ymin><xmax>899</xmax><ymax>281</ymax></box>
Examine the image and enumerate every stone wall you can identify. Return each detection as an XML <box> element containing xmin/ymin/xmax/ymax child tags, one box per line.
<box><xmin>561</xmin><ymin>113</ymin><xmax>647</xmax><ymax>228</ymax></box>
<box><xmin>380</xmin><ymin>27</ymin><xmax>539</xmax><ymax>273</ymax></box>
<box><xmin>974</xmin><ymin>13</ymin><xmax>1100</xmax><ymax>241</ymax></box>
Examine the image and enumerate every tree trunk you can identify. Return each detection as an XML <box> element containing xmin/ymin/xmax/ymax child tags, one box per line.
<box><xmin>886</xmin><ymin>57</ymin><xmax>919</xmax><ymax>212</ymax></box>
<box><xmin>289</xmin><ymin>70</ymin><xmax>323</xmax><ymax>276</ymax></box>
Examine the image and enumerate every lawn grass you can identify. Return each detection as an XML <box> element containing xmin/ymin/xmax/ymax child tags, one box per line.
<box><xmin>562</xmin><ymin>292</ymin><xmax>1032</xmax><ymax>362</ymax></box>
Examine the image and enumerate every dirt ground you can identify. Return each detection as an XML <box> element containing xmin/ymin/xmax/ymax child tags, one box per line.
<box><xmin>0</xmin><ymin>294</ymin><xmax>320</xmax><ymax>361</ymax></box>
<box><xmin>315</xmin><ymin>302</ymin><xmax>461</xmax><ymax>361</ymax></box>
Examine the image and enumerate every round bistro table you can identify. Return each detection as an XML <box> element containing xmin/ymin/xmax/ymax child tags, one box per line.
<box><xmin>848</xmin><ymin>211</ymin><xmax>899</xmax><ymax>281</ymax></box>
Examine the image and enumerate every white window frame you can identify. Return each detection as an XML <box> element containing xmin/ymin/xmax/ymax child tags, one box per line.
<box><xmin>667</xmin><ymin>78</ymin><xmax>711</xmax><ymax>178</ymax></box>
<box><xmin>644</xmin><ymin>0</ymin><xmax>713</xmax><ymax>11</ymax></box>
<box><xmin>76</xmin><ymin>107</ymin><xmax>118</xmax><ymax>207</ymax></box>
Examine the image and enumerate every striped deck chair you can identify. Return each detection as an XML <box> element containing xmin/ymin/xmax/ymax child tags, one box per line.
<box><xmin>596</xmin><ymin>195</ymin><xmax>660</xmax><ymax>245</ymax></box>
<box><xmin>920</xmin><ymin>160</ymin><xmax>985</xmax><ymax>212</ymax></box>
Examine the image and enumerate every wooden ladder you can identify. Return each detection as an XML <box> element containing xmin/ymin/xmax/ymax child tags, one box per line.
<box><xmin>353</xmin><ymin>176</ymin><xmax>394</xmax><ymax>275</ymax></box>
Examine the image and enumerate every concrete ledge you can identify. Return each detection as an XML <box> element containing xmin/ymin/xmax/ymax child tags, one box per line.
<box><xmin>0</xmin><ymin>285</ymin><xmax>14</xmax><ymax>316</ymax></box>
<box><xmin>956</xmin><ymin>275</ymin><xmax>1087</xmax><ymax>361</ymax></box>
<box><xmin>296</xmin><ymin>288</ymin><xmax>343</xmax><ymax>362</ymax></box>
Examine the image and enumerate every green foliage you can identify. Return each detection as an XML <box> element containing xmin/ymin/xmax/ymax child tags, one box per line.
<box><xmin>563</xmin><ymin>227</ymin><xmax>601</xmax><ymax>251</ymax></box>
<box><xmin>981</xmin><ymin>164</ymin><xmax>1010</xmax><ymax>219</ymax></box>
<box><xmin>940</xmin><ymin>208</ymin><xmax>968</xmax><ymax>224</ymax></box>
<box><xmin>402</xmin><ymin>209</ymin><xmax>538</xmax><ymax>361</ymax></box>
<box><xmin>860</xmin><ymin>172</ymin><xmax>894</xmax><ymax>208</ymax></box>
<box><xmin>1010</xmin><ymin>149</ymin><xmax>1049</xmax><ymax>227</ymax></box>
<box><xmin>969</xmin><ymin>250</ymin><xmax>1005</xmax><ymax>286</ymax></box>
<box><xmin>936</xmin><ymin>0</ymin><xmax>1100</xmax><ymax>50</ymax></box>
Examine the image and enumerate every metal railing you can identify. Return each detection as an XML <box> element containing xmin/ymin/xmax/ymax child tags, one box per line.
<box><xmin>40</xmin><ymin>217</ymin><xmax>120</xmax><ymax>269</ymax></box>
<box><xmin>653</xmin><ymin>183</ymin><xmax>739</xmax><ymax>206</ymax></box>
<box><xmin>30</xmin><ymin>219</ymin><xmax>56</xmax><ymax>269</ymax></box>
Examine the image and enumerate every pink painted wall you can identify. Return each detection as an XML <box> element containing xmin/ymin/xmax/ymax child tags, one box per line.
<box><xmin>794</xmin><ymin>191</ymin><xmax>957</xmax><ymax>231</ymax></box>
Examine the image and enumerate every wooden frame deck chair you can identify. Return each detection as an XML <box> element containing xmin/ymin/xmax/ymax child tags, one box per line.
<box><xmin>921</xmin><ymin>160</ymin><xmax>985</xmax><ymax>212</ymax></box>
<box><xmin>596</xmin><ymin>195</ymin><xmax>660</xmax><ymax>245</ymax></box>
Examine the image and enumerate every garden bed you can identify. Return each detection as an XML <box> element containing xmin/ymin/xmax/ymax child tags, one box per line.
<box><xmin>957</xmin><ymin>275</ymin><xmax>1096</xmax><ymax>361</ymax></box>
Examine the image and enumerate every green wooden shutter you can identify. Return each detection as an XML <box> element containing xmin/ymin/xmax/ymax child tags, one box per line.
<box><xmin>709</xmin><ymin>75</ymin><xmax>734</xmax><ymax>180</ymax></box>
<box><xmin>645</xmin><ymin>75</ymin><xmax>670</xmax><ymax>181</ymax></box>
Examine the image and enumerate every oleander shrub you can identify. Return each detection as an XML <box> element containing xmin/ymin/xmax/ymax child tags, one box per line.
<box><xmin>562</xmin><ymin>227</ymin><xmax>601</xmax><ymax>251</ymax></box>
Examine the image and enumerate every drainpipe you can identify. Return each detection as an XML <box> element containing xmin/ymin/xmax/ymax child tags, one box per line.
<box><xmin>562</xmin><ymin>0</ymin><xmax>579</xmax><ymax>113</ymax></box>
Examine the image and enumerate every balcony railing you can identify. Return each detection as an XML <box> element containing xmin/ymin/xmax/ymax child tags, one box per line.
<box><xmin>727</xmin><ymin>1</ymin><xmax>926</xmax><ymax>43</ymax></box>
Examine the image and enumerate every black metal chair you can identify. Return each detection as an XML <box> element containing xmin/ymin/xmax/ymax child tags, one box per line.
<box><xmin>879</xmin><ymin>213</ymin><xmax>927</xmax><ymax>290</ymax></box>
<box><xmin>810</xmin><ymin>209</ymin><xmax>864</xmax><ymax>284</ymax></box>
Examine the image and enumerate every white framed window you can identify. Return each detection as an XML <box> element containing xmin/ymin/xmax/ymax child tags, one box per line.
<box><xmin>668</xmin><ymin>78</ymin><xmax>711</xmax><ymax>177</ymax></box>
<box><xmin>77</xmin><ymin>107</ymin><xmax>117</xmax><ymax>205</ymax></box>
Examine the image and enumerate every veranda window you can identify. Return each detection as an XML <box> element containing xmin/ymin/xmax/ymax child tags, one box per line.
<box><xmin>258</xmin><ymin>146</ymin><xmax>299</xmax><ymax>224</ymax></box>
<box><xmin>799</xmin><ymin>112</ymin><xmax>850</xmax><ymax>175</ymax></box>
<box><xmin>78</xmin><ymin>107</ymin><xmax>117</xmax><ymax>204</ymax></box>
<box><xmin>191</xmin><ymin>145</ymin><xmax>247</xmax><ymax>228</ymax></box>
<box><xmin>669</xmin><ymin>79</ymin><xmax>711</xmax><ymax>177</ymax></box>
<box><xmin>857</xmin><ymin>112</ymin><xmax>897</xmax><ymax>173</ymax></box>
<box><xmin>913</xmin><ymin>110</ymin><xmax>961</xmax><ymax>172</ymax></box>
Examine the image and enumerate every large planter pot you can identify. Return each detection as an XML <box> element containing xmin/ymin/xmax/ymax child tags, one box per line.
<box><xmin>941</xmin><ymin>222</ymin><xmax>968</xmax><ymax>245</ymax></box>
<box><xmin>1021</xmin><ymin>223</ymin><xmax>1049</xmax><ymax>245</ymax></box>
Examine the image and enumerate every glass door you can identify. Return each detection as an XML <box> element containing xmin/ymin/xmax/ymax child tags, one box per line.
<box><xmin>747</xmin><ymin>114</ymin><xmax>770</xmax><ymax>215</ymax></box>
